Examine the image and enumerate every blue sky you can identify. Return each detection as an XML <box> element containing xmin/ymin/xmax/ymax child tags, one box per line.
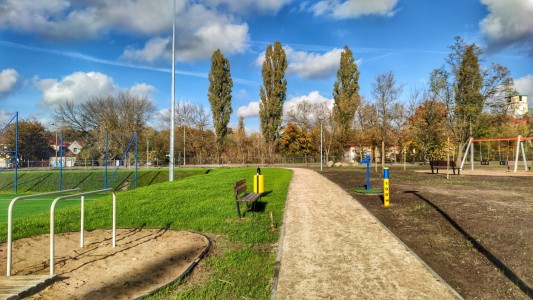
<box><xmin>1</xmin><ymin>0</ymin><xmax>533</xmax><ymax>133</ymax></box>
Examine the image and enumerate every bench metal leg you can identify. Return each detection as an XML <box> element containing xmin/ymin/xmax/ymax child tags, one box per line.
<box><xmin>236</xmin><ymin>202</ymin><xmax>242</xmax><ymax>219</ymax></box>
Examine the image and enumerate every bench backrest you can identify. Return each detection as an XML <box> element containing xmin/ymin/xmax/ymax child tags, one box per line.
<box><xmin>430</xmin><ymin>160</ymin><xmax>456</xmax><ymax>167</ymax></box>
<box><xmin>233</xmin><ymin>179</ymin><xmax>247</xmax><ymax>197</ymax></box>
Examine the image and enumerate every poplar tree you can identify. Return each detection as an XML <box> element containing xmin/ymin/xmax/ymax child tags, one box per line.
<box><xmin>260</xmin><ymin>41</ymin><xmax>287</xmax><ymax>157</ymax></box>
<box><xmin>332</xmin><ymin>46</ymin><xmax>360</xmax><ymax>149</ymax></box>
<box><xmin>208</xmin><ymin>49</ymin><xmax>233</xmax><ymax>162</ymax></box>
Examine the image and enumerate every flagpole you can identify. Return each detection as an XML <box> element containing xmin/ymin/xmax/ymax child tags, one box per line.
<box><xmin>169</xmin><ymin>0</ymin><xmax>176</xmax><ymax>182</ymax></box>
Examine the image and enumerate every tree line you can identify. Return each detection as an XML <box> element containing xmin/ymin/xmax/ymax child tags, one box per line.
<box><xmin>1</xmin><ymin>36</ymin><xmax>531</xmax><ymax>166</ymax></box>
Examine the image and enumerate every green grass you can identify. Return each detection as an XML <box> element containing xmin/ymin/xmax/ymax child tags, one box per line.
<box><xmin>0</xmin><ymin>167</ymin><xmax>292</xmax><ymax>299</ymax></box>
<box><xmin>0</xmin><ymin>168</ymin><xmax>206</xmax><ymax>192</ymax></box>
<box><xmin>0</xmin><ymin>169</ymin><xmax>206</xmax><ymax>223</ymax></box>
<box><xmin>0</xmin><ymin>193</ymin><xmax>105</xmax><ymax>223</ymax></box>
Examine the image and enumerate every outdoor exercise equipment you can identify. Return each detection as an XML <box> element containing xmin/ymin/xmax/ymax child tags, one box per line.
<box><xmin>49</xmin><ymin>188</ymin><xmax>116</xmax><ymax>275</ymax></box>
<box><xmin>460</xmin><ymin>135</ymin><xmax>533</xmax><ymax>172</ymax></box>
<box><xmin>360</xmin><ymin>155</ymin><xmax>371</xmax><ymax>191</ymax></box>
<box><xmin>383</xmin><ymin>167</ymin><xmax>390</xmax><ymax>207</ymax></box>
<box><xmin>6</xmin><ymin>188</ymin><xmax>82</xmax><ymax>276</ymax></box>
<box><xmin>0</xmin><ymin>112</ymin><xmax>18</xmax><ymax>193</ymax></box>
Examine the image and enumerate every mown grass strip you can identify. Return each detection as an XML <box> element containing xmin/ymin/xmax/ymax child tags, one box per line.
<box><xmin>0</xmin><ymin>169</ymin><xmax>205</xmax><ymax>192</ymax></box>
<box><xmin>0</xmin><ymin>167</ymin><xmax>292</xmax><ymax>300</ymax></box>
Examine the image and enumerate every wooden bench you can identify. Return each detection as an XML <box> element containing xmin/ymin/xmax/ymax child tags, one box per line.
<box><xmin>429</xmin><ymin>160</ymin><xmax>460</xmax><ymax>175</ymax></box>
<box><xmin>481</xmin><ymin>160</ymin><xmax>489</xmax><ymax>165</ymax></box>
<box><xmin>233</xmin><ymin>179</ymin><xmax>261</xmax><ymax>219</ymax></box>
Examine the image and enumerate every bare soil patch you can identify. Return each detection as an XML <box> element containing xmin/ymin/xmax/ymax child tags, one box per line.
<box><xmin>322</xmin><ymin>167</ymin><xmax>533</xmax><ymax>300</ymax></box>
<box><xmin>0</xmin><ymin>228</ymin><xmax>209</xmax><ymax>299</ymax></box>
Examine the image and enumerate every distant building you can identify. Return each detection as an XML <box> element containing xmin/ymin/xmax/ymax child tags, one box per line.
<box><xmin>507</xmin><ymin>92</ymin><xmax>529</xmax><ymax>118</ymax></box>
<box><xmin>49</xmin><ymin>140</ymin><xmax>84</xmax><ymax>167</ymax></box>
<box><xmin>67</xmin><ymin>141</ymin><xmax>84</xmax><ymax>155</ymax></box>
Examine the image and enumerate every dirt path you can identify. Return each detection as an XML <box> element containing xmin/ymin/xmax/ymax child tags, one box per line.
<box><xmin>273</xmin><ymin>168</ymin><xmax>461</xmax><ymax>299</ymax></box>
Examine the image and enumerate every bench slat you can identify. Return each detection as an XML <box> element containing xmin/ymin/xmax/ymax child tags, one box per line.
<box><xmin>234</xmin><ymin>179</ymin><xmax>247</xmax><ymax>196</ymax></box>
<box><xmin>236</xmin><ymin>193</ymin><xmax>261</xmax><ymax>203</ymax></box>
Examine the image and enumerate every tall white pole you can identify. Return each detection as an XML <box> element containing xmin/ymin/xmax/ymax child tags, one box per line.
<box><xmin>183</xmin><ymin>123</ymin><xmax>186</xmax><ymax>166</ymax></box>
<box><xmin>169</xmin><ymin>0</ymin><xmax>176</xmax><ymax>181</ymax></box>
<box><xmin>514</xmin><ymin>135</ymin><xmax>521</xmax><ymax>173</ymax></box>
<box><xmin>320</xmin><ymin>121</ymin><xmax>323</xmax><ymax>171</ymax></box>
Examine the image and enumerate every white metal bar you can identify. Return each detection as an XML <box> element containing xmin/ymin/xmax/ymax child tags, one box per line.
<box><xmin>6</xmin><ymin>188</ymin><xmax>81</xmax><ymax>276</ymax></box>
<box><xmin>112</xmin><ymin>192</ymin><xmax>116</xmax><ymax>247</ymax></box>
<box><xmin>460</xmin><ymin>137</ymin><xmax>473</xmax><ymax>170</ymax></box>
<box><xmin>514</xmin><ymin>135</ymin><xmax>521</xmax><ymax>173</ymax></box>
<box><xmin>80</xmin><ymin>195</ymin><xmax>85</xmax><ymax>248</ymax></box>
<box><xmin>521</xmin><ymin>140</ymin><xmax>528</xmax><ymax>172</ymax></box>
<box><xmin>470</xmin><ymin>136</ymin><xmax>474</xmax><ymax>171</ymax></box>
<box><xmin>49</xmin><ymin>188</ymin><xmax>115</xmax><ymax>275</ymax></box>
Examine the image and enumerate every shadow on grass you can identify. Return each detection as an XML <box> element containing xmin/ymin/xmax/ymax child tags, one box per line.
<box><xmin>22</xmin><ymin>173</ymin><xmax>51</xmax><ymax>192</ymax></box>
<box><xmin>404</xmin><ymin>190</ymin><xmax>533</xmax><ymax>298</ymax></box>
<box><xmin>73</xmin><ymin>173</ymin><xmax>93</xmax><ymax>190</ymax></box>
<box><xmin>254</xmin><ymin>201</ymin><xmax>268</xmax><ymax>212</ymax></box>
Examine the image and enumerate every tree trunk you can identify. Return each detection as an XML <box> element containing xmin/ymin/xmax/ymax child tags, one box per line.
<box><xmin>456</xmin><ymin>140</ymin><xmax>465</xmax><ymax>166</ymax></box>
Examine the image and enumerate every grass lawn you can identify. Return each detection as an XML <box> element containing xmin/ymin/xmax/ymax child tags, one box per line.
<box><xmin>0</xmin><ymin>168</ymin><xmax>206</xmax><ymax>192</ymax></box>
<box><xmin>0</xmin><ymin>167</ymin><xmax>292</xmax><ymax>299</ymax></box>
<box><xmin>0</xmin><ymin>193</ymin><xmax>105</xmax><ymax>223</ymax></box>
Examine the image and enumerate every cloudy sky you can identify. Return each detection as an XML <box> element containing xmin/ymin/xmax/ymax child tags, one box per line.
<box><xmin>1</xmin><ymin>0</ymin><xmax>533</xmax><ymax>132</ymax></box>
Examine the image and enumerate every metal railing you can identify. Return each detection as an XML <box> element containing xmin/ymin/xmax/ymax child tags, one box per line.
<box><xmin>6</xmin><ymin>188</ymin><xmax>82</xmax><ymax>276</ymax></box>
<box><xmin>49</xmin><ymin>188</ymin><xmax>116</xmax><ymax>275</ymax></box>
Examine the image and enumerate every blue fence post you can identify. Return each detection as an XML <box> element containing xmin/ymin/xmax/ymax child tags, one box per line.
<box><xmin>104</xmin><ymin>132</ymin><xmax>108</xmax><ymax>189</ymax></box>
<box><xmin>59</xmin><ymin>133</ymin><xmax>63</xmax><ymax>191</ymax></box>
<box><xmin>134</xmin><ymin>132</ymin><xmax>138</xmax><ymax>189</ymax></box>
<box><xmin>14</xmin><ymin>112</ymin><xmax>18</xmax><ymax>194</ymax></box>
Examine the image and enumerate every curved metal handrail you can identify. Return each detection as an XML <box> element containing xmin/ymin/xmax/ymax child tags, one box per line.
<box><xmin>7</xmin><ymin>188</ymin><xmax>82</xmax><ymax>276</ymax></box>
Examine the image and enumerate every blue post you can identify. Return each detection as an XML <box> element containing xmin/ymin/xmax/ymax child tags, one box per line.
<box><xmin>134</xmin><ymin>132</ymin><xmax>138</xmax><ymax>189</ymax></box>
<box><xmin>14</xmin><ymin>112</ymin><xmax>18</xmax><ymax>194</ymax></box>
<box><xmin>359</xmin><ymin>155</ymin><xmax>371</xmax><ymax>191</ymax></box>
<box><xmin>59</xmin><ymin>132</ymin><xmax>63</xmax><ymax>191</ymax></box>
<box><xmin>104</xmin><ymin>132</ymin><xmax>109</xmax><ymax>189</ymax></box>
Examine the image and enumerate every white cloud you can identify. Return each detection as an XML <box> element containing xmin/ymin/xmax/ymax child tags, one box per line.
<box><xmin>255</xmin><ymin>46</ymin><xmax>344</xmax><ymax>79</ymax></box>
<box><xmin>480</xmin><ymin>0</ymin><xmax>533</xmax><ymax>54</ymax></box>
<box><xmin>121</xmin><ymin>4</ymin><xmax>249</xmax><ymax>62</ymax></box>
<box><xmin>0</xmin><ymin>0</ymin><xmax>250</xmax><ymax>61</ymax></box>
<box><xmin>236</xmin><ymin>91</ymin><xmax>333</xmax><ymax>119</ymax></box>
<box><xmin>286</xmin><ymin>47</ymin><xmax>343</xmax><ymax>79</ymax></box>
<box><xmin>311</xmin><ymin>0</ymin><xmax>398</xmax><ymax>19</ymax></box>
<box><xmin>0</xmin><ymin>69</ymin><xmax>19</xmax><ymax>94</ymax></box>
<box><xmin>129</xmin><ymin>83</ymin><xmax>156</xmax><ymax>98</ymax></box>
<box><xmin>514</xmin><ymin>75</ymin><xmax>533</xmax><ymax>107</ymax></box>
<box><xmin>122</xmin><ymin>37</ymin><xmax>171</xmax><ymax>63</ymax></box>
<box><xmin>34</xmin><ymin>71</ymin><xmax>155</xmax><ymax>108</ymax></box>
<box><xmin>237</xmin><ymin>101</ymin><xmax>260</xmax><ymax>118</ymax></box>
<box><xmin>0</xmin><ymin>0</ymin><xmax>180</xmax><ymax>39</ymax></box>
<box><xmin>204</xmin><ymin>0</ymin><xmax>291</xmax><ymax>14</ymax></box>
<box><xmin>0</xmin><ymin>110</ymin><xmax>15</xmax><ymax>124</ymax></box>
<box><xmin>284</xmin><ymin>91</ymin><xmax>333</xmax><ymax>115</ymax></box>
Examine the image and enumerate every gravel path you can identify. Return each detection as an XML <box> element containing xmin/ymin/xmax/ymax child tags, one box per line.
<box><xmin>273</xmin><ymin>168</ymin><xmax>461</xmax><ymax>299</ymax></box>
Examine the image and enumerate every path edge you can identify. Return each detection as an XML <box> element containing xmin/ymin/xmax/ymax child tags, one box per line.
<box><xmin>269</xmin><ymin>168</ymin><xmax>294</xmax><ymax>300</ymax></box>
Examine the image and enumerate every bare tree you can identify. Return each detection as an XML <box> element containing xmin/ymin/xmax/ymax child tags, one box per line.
<box><xmin>371</xmin><ymin>71</ymin><xmax>404</xmax><ymax>166</ymax></box>
<box><xmin>54</xmin><ymin>92</ymin><xmax>156</xmax><ymax>159</ymax></box>
<box><xmin>285</xmin><ymin>100</ymin><xmax>314</xmax><ymax>133</ymax></box>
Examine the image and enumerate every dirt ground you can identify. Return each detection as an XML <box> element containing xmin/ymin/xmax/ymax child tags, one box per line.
<box><xmin>322</xmin><ymin>166</ymin><xmax>533</xmax><ymax>300</ymax></box>
<box><xmin>0</xmin><ymin>228</ymin><xmax>209</xmax><ymax>299</ymax></box>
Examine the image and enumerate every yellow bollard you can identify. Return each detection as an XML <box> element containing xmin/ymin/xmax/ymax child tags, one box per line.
<box><xmin>383</xmin><ymin>167</ymin><xmax>390</xmax><ymax>207</ymax></box>
<box><xmin>253</xmin><ymin>168</ymin><xmax>264</xmax><ymax>193</ymax></box>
